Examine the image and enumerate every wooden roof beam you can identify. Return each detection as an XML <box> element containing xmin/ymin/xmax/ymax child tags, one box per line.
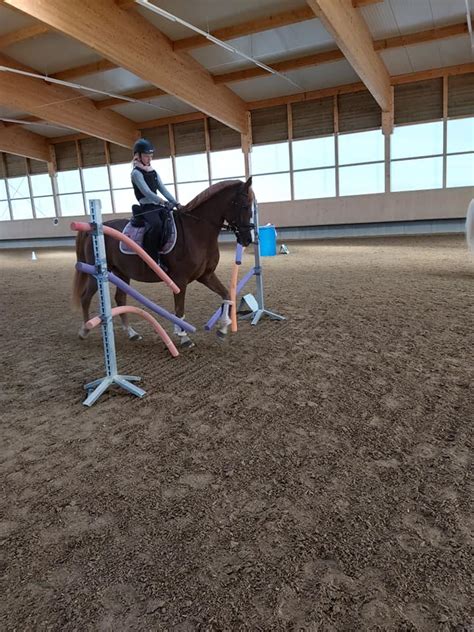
<box><xmin>0</xmin><ymin>23</ymin><xmax>49</xmax><ymax>49</ymax></box>
<box><xmin>173</xmin><ymin>0</ymin><xmax>382</xmax><ymax>51</ymax></box>
<box><xmin>90</xmin><ymin>22</ymin><xmax>468</xmax><ymax>109</ymax></box>
<box><xmin>4</xmin><ymin>0</ymin><xmax>249</xmax><ymax>134</ymax></box>
<box><xmin>306</xmin><ymin>0</ymin><xmax>393</xmax><ymax>132</ymax></box>
<box><xmin>214</xmin><ymin>22</ymin><xmax>469</xmax><ymax>84</ymax></box>
<box><xmin>0</xmin><ymin>53</ymin><xmax>139</xmax><ymax>147</ymax></box>
<box><xmin>0</xmin><ymin>121</ymin><xmax>50</xmax><ymax>161</ymax></box>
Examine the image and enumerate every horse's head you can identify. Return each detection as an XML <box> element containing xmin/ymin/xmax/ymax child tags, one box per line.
<box><xmin>226</xmin><ymin>177</ymin><xmax>254</xmax><ymax>247</ymax></box>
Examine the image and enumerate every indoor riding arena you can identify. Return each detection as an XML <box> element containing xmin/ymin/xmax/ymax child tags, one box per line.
<box><xmin>1</xmin><ymin>1</ymin><xmax>473</xmax><ymax>630</ymax></box>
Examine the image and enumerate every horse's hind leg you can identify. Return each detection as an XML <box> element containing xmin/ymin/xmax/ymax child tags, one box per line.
<box><xmin>114</xmin><ymin>278</ymin><xmax>142</xmax><ymax>341</ymax></box>
<box><xmin>173</xmin><ymin>283</ymin><xmax>194</xmax><ymax>348</ymax></box>
<box><xmin>78</xmin><ymin>275</ymin><xmax>97</xmax><ymax>339</ymax></box>
<box><xmin>198</xmin><ymin>272</ymin><xmax>232</xmax><ymax>338</ymax></box>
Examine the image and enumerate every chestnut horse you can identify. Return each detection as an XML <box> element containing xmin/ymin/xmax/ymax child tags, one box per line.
<box><xmin>72</xmin><ymin>178</ymin><xmax>254</xmax><ymax>347</ymax></box>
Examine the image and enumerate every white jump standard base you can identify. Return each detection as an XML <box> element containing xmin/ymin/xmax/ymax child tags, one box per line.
<box><xmin>82</xmin><ymin>199</ymin><xmax>145</xmax><ymax>407</ymax></box>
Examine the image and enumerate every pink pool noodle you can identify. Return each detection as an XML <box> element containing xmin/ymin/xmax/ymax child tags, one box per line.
<box><xmin>76</xmin><ymin>262</ymin><xmax>195</xmax><ymax>333</ymax></box>
<box><xmin>85</xmin><ymin>306</ymin><xmax>179</xmax><ymax>358</ymax></box>
<box><xmin>71</xmin><ymin>221</ymin><xmax>180</xmax><ymax>294</ymax></box>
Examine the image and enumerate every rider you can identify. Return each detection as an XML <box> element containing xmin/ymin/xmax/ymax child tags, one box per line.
<box><xmin>130</xmin><ymin>137</ymin><xmax>180</xmax><ymax>264</ymax></box>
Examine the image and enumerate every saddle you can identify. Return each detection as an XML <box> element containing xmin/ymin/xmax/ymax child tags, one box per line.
<box><xmin>119</xmin><ymin>204</ymin><xmax>177</xmax><ymax>256</ymax></box>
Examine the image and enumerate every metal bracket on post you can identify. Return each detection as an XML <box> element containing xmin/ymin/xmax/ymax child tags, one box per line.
<box><xmin>82</xmin><ymin>199</ymin><xmax>145</xmax><ymax>407</ymax></box>
<box><xmin>237</xmin><ymin>200</ymin><xmax>285</xmax><ymax>326</ymax></box>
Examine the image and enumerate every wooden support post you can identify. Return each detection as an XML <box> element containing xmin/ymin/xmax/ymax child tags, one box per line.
<box><xmin>334</xmin><ymin>95</ymin><xmax>340</xmax><ymax>197</ymax></box>
<box><xmin>443</xmin><ymin>75</ymin><xmax>448</xmax><ymax>188</ymax></box>
<box><xmin>241</xmin><ymin>112</ymin><xmax>252</xmax><ymax>179</ymax></box>
<box><xmin>1</xmin><ymin>152</ymin><xmax>13</xmax><ymax>220</ymax></box>
<box><xmin>47</xmin><ymin>144</ymin><xmax>61</xmax><ymax>219</ymax></box>
<box><xmin>204</xmin><ymin>117</ymin><xmax>212</xmax><ymax>185</ymax></box>
<box><xmin>25</xmin><ymin>157</ymin><xmax>37</xmax><ymax>218</ymax></box>
<box><xmin>382</xmin><ymin>87</ymin><xmax>394</xmax><ymax>136</ymax></box>
<box><xmin>287</xmin><ymin>103</ymin><xmax>294</xmax><ymax>200</ymax></box>
<box><xmin>168</xmin><ymin>124</ymin><xmax>178</xmax><ymax>202</ymax></box>
<box><xmin>76</xmin><ymin>139</ymin><xmax>87</xmax><ymax>215</ymax></box>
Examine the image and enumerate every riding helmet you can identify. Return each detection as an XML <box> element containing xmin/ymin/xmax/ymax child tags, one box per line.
<box><xmin>133</xmin><ymin>138</ymin><xmax>155</xmax><ymax>155</ymax></box>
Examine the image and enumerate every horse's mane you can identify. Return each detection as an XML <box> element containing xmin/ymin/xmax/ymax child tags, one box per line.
<box><xmin>183</xmin><ymin>180</ymin><xmax>242</xmax><ymax>213</ymax></box>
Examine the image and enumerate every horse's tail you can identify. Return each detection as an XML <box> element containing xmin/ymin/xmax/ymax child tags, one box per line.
<box><xmin>72</xmin><ymin>230</ymin><xmax>89</xmax><ymax>308</ymax></box>
<box><xmin>466</xmin><ymin>199</ymin><xmax>474</xmax><ymax>253</ymax></box>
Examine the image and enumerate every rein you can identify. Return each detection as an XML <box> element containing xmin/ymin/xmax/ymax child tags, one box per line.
<box><xmin>179</xmin><ymin>189</ymin><xmax>254</xmax><ymax>239</ymax></box>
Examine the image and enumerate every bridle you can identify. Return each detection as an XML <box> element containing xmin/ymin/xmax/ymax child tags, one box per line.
<box><xmin>180</xmin><ymin>186</ymin><xmax>254</xmax><ymax>240</ymax></box>
<box><xmin>226</xmin><ymin>190</ymin><xmax>255</xmax><ymax>239</ymax></box>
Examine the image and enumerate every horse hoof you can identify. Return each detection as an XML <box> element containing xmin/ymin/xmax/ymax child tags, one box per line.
<box><xmin>128</xmin><ymin>333</ymin><xmax>143</xmax><ymax>341</ymax></box>
<box><xmin>216</xmin><ymin>330</ymin><xmax>227</xmax><ymax>341</ymax></box>
<box><xmin>180</xmin><ymin>338</ymin><xmax>195</xmax><ymax>349</ymax></box>
<box><xmin>78</xmin><ymin>328</ymin><xmax>89</xmax><ymax>340</ymax></box>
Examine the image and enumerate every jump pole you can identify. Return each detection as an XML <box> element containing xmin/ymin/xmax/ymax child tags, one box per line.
<box><xmin>80</xmin><ymin>199</ymin><xmax>145</xmax><ymax>407</ymax></box>
<box><xmin>205</xmin><ymin>199</ymin><xmax>285</xmax><ymax>331</ymax></box>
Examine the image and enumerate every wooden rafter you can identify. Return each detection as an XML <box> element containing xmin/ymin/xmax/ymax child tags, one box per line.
<box><xmin>3</xmin><ymin>0</ymin><xmax>249</xmax><ymax>134</ymax></box>
<box><xmin>214</xmin><ymin>22</ymin><xmax>469</xmax><ymax>84</ymax></box>
<box><xmin>0</xmin><ymin>23</ymin><xmax>49</xmax><ymax>49</ymax></box>
<box><xmin>0</xmin><ymin>0</ymin><xmax>382</xmax><ymax>52</ymax></box>
<box><xmin>173</xmin><ymin>0</ymin><xmax>381</xmax><ymax>51</ymax></box>
<box><xmin>306</xmin><ymin>0</ymin><xmax>392</xmax><ymax>125</ymax></box>
<box><xmin>46</xmin><ymin>62</ymin><xmax>474</xmax><ymax>143</ymax></box>
<box><xmin>0</xmin><ymin>53</ymin><xmax>139</xmax><ymax>147</ymax></box>
<box><xmin>0</xmin><ymin>121</ymin><xmax>50</xmax><ymax>161</ymax></box>
<box><xmin>48</xmin><ymin>21</ymin><xmax>469</xmax><ymax>112</ymax></box>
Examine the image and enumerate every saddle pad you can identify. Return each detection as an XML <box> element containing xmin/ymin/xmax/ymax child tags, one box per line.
<box><xmin>119</xmin><ymin>213</ymin><xmax>177</xmax><ymax>256</ymax></box>
<box><xmin>119</xmin><ymin>223</ymin><xmax>146</xmax><ymax>255</ymax></box>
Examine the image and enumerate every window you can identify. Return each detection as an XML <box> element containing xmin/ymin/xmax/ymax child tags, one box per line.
<box><xmin>30</xmin><ymin>174</ymin><xmax>56</xmax><ymax>218</ymax></box>
<box><xmin>210</xmin><ymin>148</ymin><xmax>245</xmax><ymax>180</ymax></box>
<box><xmin>0</xmin><ymin>179</ymin><xmax>10</xmax><ymax>221</ymax></box>
<box><xmin>340</xmin><ymin>163</ymin><xmax>385</xmax><ymax>196</ymax></box>
<box><xmin>292</xmin><ymin>136</ymin><xmax>335</xmax><ymax>170</ymax></box>
<box><xmin>446</xmin><ymin>117</ymin><xmax>473</xmax><ymax>189</ymax></box>
<box><xmin>8</xmin><ymin>177</ymin><xmax>30</xmax><ymax>199</ymax></box>
<box><xmin>30</xmin><ymin>173</ymin><xmax>53</xmax><ymax>197</ymax></box>
<box><xmin>338</xmin><ymin>129</ymin><xmax>384</xmax><ymax>165</ymax></box>
<box><xmin>8</xmin><ymin>177</ymin><xmax>33</xmax><ymax>219</ymax></box>
<box><xmin>82</xmin><ymin>166</ymin><xmax>109</xmax><ymax>191</ymax></box>
<box><xmin>57</xmin><ymin>170</ymin><xmax>82</xmax><ymax>194</ymax></box>
<box><xmin>59</xmin><ymin>193</ymin><xmax>85</xmax><ymax>216</ymax></box>
<box><xmin>447</xmin><ymin>117</ymin><xmax>474</xmax><ymax>154</ymax></box>
<box><xmin>391</xmin><ymin>157</ymin><xmax>443</xmax><ymax>192</ymax></box>
<box><xmin>294</xmin><ymin>168</ymin><xmax>336</xmax><ymax>200</ymax></box>
<box><xmin>390</xmin><ymin>121</ymin><xmax>444</xmax><ymax>192</ymax></box>
<box><xmin>251</xmin><ymin>143</ymin><xmax>289</xmax><ymax>175</ymax></box>
<box><xmin>34</xmin><ymin>196</ymin><xmax>56</xmax><ymax>218</ymax></box>
<box><xmin>113</xmin><ymin>188</ymin><xmax>136</xmax><ymax>213</ymax></box>
<box><xmin>446</xmin><ymin>153</ymin><xmax>474</xmax><ymax>188</ymax></box>
<box><xmin>391</xmin><ymin>121</ymin><xmax>443</xmax><ymax>159</ymax></box>
<box><xmin>10</xmin><ymin>198</ymin><xmax>33</xmax><ymax>220</ymax></box>
<box><xmin>154</xmin><ymin>157</ymin><xmax>174</xmax><ymax>184</ymax></box>
<box><xmin>110</xmin><ymin>162</ymin><xmax>131</xmax><ymax>189</ymax></box>
<box><xmin>336</xmin><ymin>130</ymin><xmax>385</xmax><ymax>196</ymax></box>
<box><xmin>85</xmin><ymin>191</ymin><xmax>113</xmax><ymax>214</ymax></box>
<box><xmin>175</xmin><ymin>153</ymin><xmax>208</xmax><ymax>182</ymax></box>
<box><xmin>177</xmin><ymin>181</ymin><xmax>208</xmax><ymax>205</ymax></box>
<box><xmin>252</xmin><ymin>173</ymin><xmax>291</xmax><ymax>203</ymax></box>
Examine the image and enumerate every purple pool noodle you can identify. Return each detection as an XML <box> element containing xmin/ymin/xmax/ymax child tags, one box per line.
<box><xmin>77</xmin><ymin>262</ymin><xmax>195</xmax><ymax>333</ymax></box>
<box><xmin>235</xmin><ymin>244</ymin><xmax>243</xmax><ymax>265</ymax></box>
<box><xmin>204</xmin><ymin>266</ymin><xmax>256</xmax><ymax>331</ymax></box>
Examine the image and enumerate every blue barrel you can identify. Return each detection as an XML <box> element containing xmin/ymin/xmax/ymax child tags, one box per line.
<box><xmin>259</xmin><ymin>224</ymin><xmax>277</xmax><ymax>256</ymax></box>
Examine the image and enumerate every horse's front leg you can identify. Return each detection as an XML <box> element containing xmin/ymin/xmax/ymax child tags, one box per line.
<box><xmin>78</xmin><ymin>275</ymin><xmax>97</xmax><ymax>339</ymax></box>
<box><xmin>114</xmin><ymin>276</ymin><xmax>142</xmax><ymax>341</ymax></box>
<box><xmin>173</xmin><ymin>284</ymin><xmax>194</xmax><ymax>348</ymax></box>
<box><xmin>198</xmin><ymin>272</ymin><xmax>232</xmax><ymax>339</ymax></box>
